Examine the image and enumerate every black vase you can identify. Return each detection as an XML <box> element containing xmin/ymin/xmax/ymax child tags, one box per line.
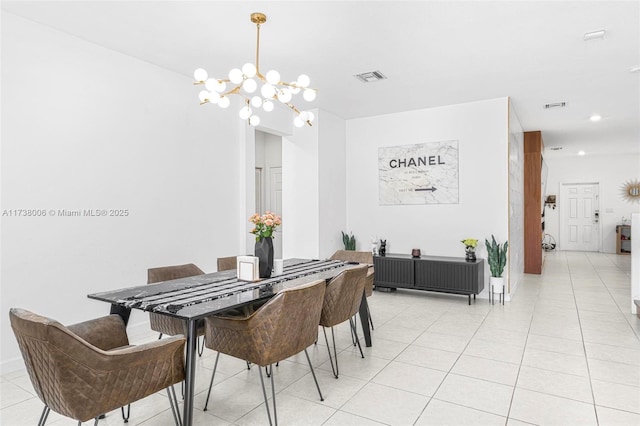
<box><xmin>465</xmin><ymin>247</ymin><xmax>476</xmax><ymax>262</ymax></box>
<box><xmin>255</xmin><ymin>237</ymin><xmax>274</xmax><ymax>278</ymax></box>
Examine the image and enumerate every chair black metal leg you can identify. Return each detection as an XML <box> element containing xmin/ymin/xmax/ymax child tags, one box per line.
<box><xmin>265</xmin><ymin>364</ymin><xmax>272</xmax><ymax>378</ymax></box>
<box><xmin>203</xmin><ymin>351</ymin><xmax>221</xmax><ymax>411</ymax></box>
<box><xmin>38</xmin><ymin>406</ymin><xmax>50</xmax><ymax>426</ymax></box>
<box><xmin>367</xmin><ymin>305</ymin><xmax>374</xmax><ymax>330</ymax></box>
<box><xmin>158</xmin><ymin>333</ymin><xmax>163</xmax><ymax>340</ymax></box>
<box><xmin>304</xmin><ymin>348</ymin><xmax>324</xmax><ymax>401</ymax></box>
<box><xmin>121</xmin><ymin>404</ymin><xmax>130</xmax><ymax>423</ymax></box>
<box><xmin>350</xmin><ymin>317</ymin><xmax>357</xmax><ymax>346</ymax></box>
<box><xmin>349</xmin><ymin>318</ymin><xmax>365</xmax><ymax>359</ymax></box>
<box><xmin>258</xmin><ymin>366</ymin><xmax>274</xmax><ymax>426</ymax></box>
<box><xmin>167</xmin><ymin>385</ymin><xmax>182</xmax><ymax>426</ymax></box>
<box><xmin>246</xmin><ymin>360</ymin><xmax>251</xmax><ymax>370</ymax></box>
<box><xmin>322</xmin><ymin>326</ymin><xmax>339</xmax><ymax>378</ymax></box>
<box><xmin>270</xmin><ymin>364</ymin><xmax>278</xmax><ymax>425</ymax></box>
<box><xmin>197</xmin><ymin>335</ymin><xmax>204</xmax><ymax>357</ymax></box>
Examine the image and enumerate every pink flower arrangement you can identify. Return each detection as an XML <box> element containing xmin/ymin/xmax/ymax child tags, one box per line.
<box><xmin>249</xmin><ymin>211</ymin><xmax>282</xmax><ymax>241</ymax></box>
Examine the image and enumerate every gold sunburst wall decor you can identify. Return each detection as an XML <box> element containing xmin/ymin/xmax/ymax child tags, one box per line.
<box><xmin>621</xmin><ymin>179</ymin><xmax>640</xmax><ymax>203</ymax></box>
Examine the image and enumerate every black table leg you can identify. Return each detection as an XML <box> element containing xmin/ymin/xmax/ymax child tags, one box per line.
<box><xmin>110</xmin><ymin>304</ymin><xmax>131</xmax><ymax>325</ymax></box>
<box><xmin>358</xmin><ymin>293</ymin><xmax>372</xmax><ymax>347</ymax></box>
<box><xmin>183</xmin><ymin>319</ymin><xmax>197</xmax><ymax>426</ymax></box>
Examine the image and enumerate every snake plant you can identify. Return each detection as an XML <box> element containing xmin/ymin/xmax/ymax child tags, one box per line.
<box><xmin>342</xmin><ymin>231</ymin><xmax>356</xmax><ymax>251</ymax></box>
<box><xmin>485</xmin><ymin>235</ymin><xmax>508</xmax><ymax>277</ymax></box>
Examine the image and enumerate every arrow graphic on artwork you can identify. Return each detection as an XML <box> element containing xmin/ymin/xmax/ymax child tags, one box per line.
<box><xmin>415</xmin><ymin>187</ymin><xmax>437</xmax><ymax>192</ymax></box>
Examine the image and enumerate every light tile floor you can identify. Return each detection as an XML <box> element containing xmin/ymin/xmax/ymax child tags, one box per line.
<box><xmin>1</xmin><ymin>251</ymin><xmax>638</xmax><ymax>425</ymax></box>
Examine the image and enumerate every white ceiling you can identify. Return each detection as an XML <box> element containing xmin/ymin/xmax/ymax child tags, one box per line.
<box><xmin>3</xmin><ymin>1</ymin><xmax>639</xmax><ymax>157</ymax></box>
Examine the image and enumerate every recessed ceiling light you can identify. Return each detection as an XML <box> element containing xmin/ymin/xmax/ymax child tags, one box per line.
<box><xmin>589</xmin><ymin>114</ymin><xmax>602</xmax><ymax>122</ymax></box>
<box><xmin>578</xmin><ymin>150</ymin><xmax>586</xmax><ymax>156</ymax></box>
<box><xmin>630</xmin><ymin>65</ymin><xmax>640</xmax><ymax>73</ymax></box>
<box><xmin>584</xmin><ymin>29</ymin><xmax>606</xmax><ymax>41</ymax></box>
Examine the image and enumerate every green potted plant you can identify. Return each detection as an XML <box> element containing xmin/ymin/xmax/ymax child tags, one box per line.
<box><xmin>485</xmin><ymin>235</ymin><xmax>508</xmax><ymax>298</ymax></box>
<box><xmin>342</xmin><ymin>231</ymin><xmax>356</xmax><ymax>250</ymax></box>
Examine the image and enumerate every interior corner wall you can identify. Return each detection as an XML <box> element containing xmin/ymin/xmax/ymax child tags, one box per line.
<box><xmin>544</xmin><ymin>153</ymin><xmax>640</xmax><ymax>253</ymax></box>
<box><xmin>318</xmin><ymin>110</ymin><xmax>347</xmax><ymax>258</ymax></box>
<box><xmin>345</xmin><ymin>98</ymin><xmax>510</xmax><ymax>294</ymax></box>
<box><xmin>1</xmin><ymin>13</ymin><xmax>244</xmax><ymax>372</ymax></box>
<box><xmin>508</xmin><ymin>101</ymin><xmax>525</xmax><ymax>295</ymax></box>
<box><xmin>282</xmin><ymin>117</ymin><xmax>320</xmax><ymax>259</ymax></box>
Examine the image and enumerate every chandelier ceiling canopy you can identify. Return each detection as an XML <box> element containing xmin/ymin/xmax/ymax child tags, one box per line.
<box><xmin>193</xmin><ymin>12</ymin><xmax>317</xmax><ymax>128</ymax></box>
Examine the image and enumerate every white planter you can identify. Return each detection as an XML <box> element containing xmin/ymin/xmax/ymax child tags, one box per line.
<box><xmin>490</xmin><ymin>276</ymin><xmax>505</xmax><ymax>294</ymax></box>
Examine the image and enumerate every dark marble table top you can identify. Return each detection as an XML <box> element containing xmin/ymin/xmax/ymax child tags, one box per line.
<box><xmin>88</xmin><ymin>258</ymin><xmax>358</xmax><ymax>321</ymax></box>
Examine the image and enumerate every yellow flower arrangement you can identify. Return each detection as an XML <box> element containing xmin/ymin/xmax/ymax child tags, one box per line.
<box><xmin>461</xmin><ymin>238</ymin><xmax>478</xmax><ymax>248</ymax></box>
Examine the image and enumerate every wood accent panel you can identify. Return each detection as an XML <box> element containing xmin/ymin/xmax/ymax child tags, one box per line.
<box><xmin>524</xmin><ymin>131</ymin><xmax>544</xmax><ymax>274</ymax></box>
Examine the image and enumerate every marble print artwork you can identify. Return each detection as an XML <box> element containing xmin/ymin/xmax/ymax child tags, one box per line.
<box><xmin>378</xmin><ymin>140</ymin><xmax>459</xmax><ymax>205</ymax></box>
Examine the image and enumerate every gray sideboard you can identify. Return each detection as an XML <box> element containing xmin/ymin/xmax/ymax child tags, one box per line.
<box><xmin>374</xmin><ymin>254</ymin><xmax>484</xmax><ymax>304</ymax></box>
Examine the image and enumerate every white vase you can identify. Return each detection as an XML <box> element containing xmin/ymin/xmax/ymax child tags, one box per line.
<box><xmin>489</xmin><ymin>277</ymin><xmax>504</xmax><ymax>305</ymax></box>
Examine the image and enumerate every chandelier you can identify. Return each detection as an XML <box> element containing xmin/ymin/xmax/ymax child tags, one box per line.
<box><xmin>193</xmin><ymin>12</ymin><xmax>316</xmax><ymax>127</ymax></box>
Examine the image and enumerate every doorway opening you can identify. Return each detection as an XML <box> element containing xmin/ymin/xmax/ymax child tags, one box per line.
<box><xmin>559</xmin><ymin>182</ymin><xmax>600</xmax><ymax>252</ymax></box>
<box><xmin>255</xmin><ymin>131</ymin><xmax>283</xmax><ymax>259</ymax></box>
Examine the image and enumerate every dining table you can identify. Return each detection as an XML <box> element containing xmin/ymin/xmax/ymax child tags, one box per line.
<box><xmin>87</xmin><ymin>258</ymin><xmax>373</xmax><ymax>426</ymax></box>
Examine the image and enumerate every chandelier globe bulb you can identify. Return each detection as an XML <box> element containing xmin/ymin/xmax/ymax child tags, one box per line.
<box><xmin>303</xmin><ymin>89</ymin><xmax>316</xmax><ymax>102</ymax></box>
<box><xmin>194</xmin><ymin>68</ymin><xmax>208</xmax><ymax>82</ymax></box>
<box><xmin>277</xmin><ymin>88</ymin><xmax>292</xmax><ymax>103</ymax></box>
<box><xmin>261</xmin><ymin>84</ymin><xmax>276</xmax><ymax>99</ymax></box>
<box><xmin>242</xmin><ymin>63</ymin><xmax>257</xmax><ymax>78</ymax></box>
<box><xmin>251</xmin><ymin>96</ymin><xmax>263</xmax><ymax>108</ymax></box>
<box><xmin>249</xmin><ymin>115</ymin><xmax>261</xmax><ymax>126</ymax></box>
<box><xmin>242</xmin><ymin>78</ymin><xmax>258</xmax><ymax>93</ymax></box>
<box><xmin>266</xmin><ymin>70</ymin><xmax>281</xmax><ymax>85</ymax></box>
<box><xmin>297</xmin><ymin>74</ymin><xmax>310</xmax><ymax>88</ymax></box>
<box><xmin>263</xmin><ymin>100</ymin><xmax>274</xmax><ymax>112</ymax></box>
<box><xmin>229</xmin><ymin>68</ymin><xmax>244</xmax><ymax>84</ymax></box>
<box><xmin>218</xmin><ymin>96</ymin><xmax>230</xmax><ymax>108</ymax></box>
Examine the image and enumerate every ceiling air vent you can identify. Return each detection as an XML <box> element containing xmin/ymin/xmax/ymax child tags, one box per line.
<box><xmin>544</xmin><ymin>102</ymin><xmax>567</xmax><ymax>109</ymax></box>
<box><xmin>549</xmin><ymin>147</ymin><xmax>563</xmax><ymax>151</ymax></box>
<box><xmin>354</xmin><ymin>70</ymin><xmax>387</xmax><ymax>83</ymax></box>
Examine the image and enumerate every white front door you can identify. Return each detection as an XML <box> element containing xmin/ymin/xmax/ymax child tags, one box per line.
<box><xmin>268</xmin><ymin>167</ymin><xmax>283</xmax><ymax>259</ymax></box>
<box><xmin>560</xmin><ymin>183</ymin><xmax>600</xmax><ymax>251</ymax></box>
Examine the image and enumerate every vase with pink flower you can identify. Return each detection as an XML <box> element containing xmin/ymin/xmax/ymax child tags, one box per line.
<box><xmin>249</xmin><ymin>211</ymin><xmax>282</xmax><ymax>278</ymax></box>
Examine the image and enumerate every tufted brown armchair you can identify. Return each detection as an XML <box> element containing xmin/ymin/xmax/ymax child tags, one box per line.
<box><xmin>319</xmin><ymin>265</ymin><xmax>368</xmax><ymax>378</ymax></box>
<box><xmin>148</xmin><ymin>263</ymin><xmax>207</xmax><ymax>357</ymax></box>
<box><xmin>9</xmin><ymin>308</ymin><xmax>185</xmax><ymax>425</ymax></box>
<box><xmin>216</xmin><ymin>256</ymin><xmax>237</xmax><ymax>272</ymax></box>
<box><xmin>330</xmin><ymin>250</ymin><xmax>375</xmax><ymax>331</ymax></box>
<box><xmin>202</xmin><ymin>279</ymin><xmax>327</xmax><ymax>425</ymax></box>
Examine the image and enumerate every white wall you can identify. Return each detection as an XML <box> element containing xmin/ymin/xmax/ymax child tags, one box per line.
<box><xmin>318</xmin><ymin>110</ymin><xmax>347</xmax><ymax>258</ymax></box>
<box><xmin>346</xmin><ymin>98</ymin><xmax>511</xmax><ymax>296</ymax></box>
<box><xmin>508</xmin><ymin>100</ymin><xmax>525</xmax><ymax>295</ymax></box>
<box><xmin>544</xmin><ymin>153</ymin><xmax>640</xmax><ymax>253</ymax></box>
<box><xmin>1</xmin><ymin>13</ymin><xmax>244</xmax><ymax>372</ymax></box>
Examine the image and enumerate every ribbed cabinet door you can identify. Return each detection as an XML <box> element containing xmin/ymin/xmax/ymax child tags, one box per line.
<box><xmin>415</xmin><ymin>260</ymin><xmax>477</xmax><ymax>293</ymax></box>
<box><xmin>374</xmin><ymin>257</ymin><xmax>414</xmax><ymax>288</ymax></box>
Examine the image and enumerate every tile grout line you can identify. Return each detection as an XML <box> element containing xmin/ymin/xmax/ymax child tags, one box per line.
<box><xmin>571</xmin><ymin>252</ymin><xmax>602</xmax><ymax>425</ymax></box>
<box><xmin>503</xmin><ymin>249</ymin><xmax>546</xmax><ymax>426</ymax></box>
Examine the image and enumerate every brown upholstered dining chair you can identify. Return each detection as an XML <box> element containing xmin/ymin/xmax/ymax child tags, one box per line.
<box><xmin>217</xmin><ymin>256</ymin><xmax>237</xmax><ymax>272</ymax></box>
<box><xmin>9</xmin><ymin>308</ymin><xmax>184</xmax><ymax>426</ymax></box>
<box><xmin>148</xmin><ymin>263</ymin><xmax>206</xmax><ymax>356</ymax></box>
<box><xmin>319</xmin><ymin>265</ymin><xmax>368</xmax><ymax>378</ymax></box>
<box><xmin>329</xmin><ymin>250</ymin><xmax>375</xmax><ymax>329</ymax></box>
<box><xmin>202</xmin><ymin>280</ymin><xmax>327</xmax><ymax>425</ymax></box>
